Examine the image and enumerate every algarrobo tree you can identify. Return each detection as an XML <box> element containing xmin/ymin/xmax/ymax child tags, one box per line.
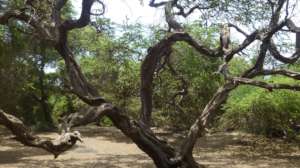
<box><xmin>1</xmin><ymin>0</ymin><xmax>300</xmax><ymax>167</ymax></box>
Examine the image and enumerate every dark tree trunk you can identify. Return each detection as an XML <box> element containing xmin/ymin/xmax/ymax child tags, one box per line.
<box><xmin>38</xmin><ymin>45</ymin><xmax>54</xmax><ymax>127</ymax></box>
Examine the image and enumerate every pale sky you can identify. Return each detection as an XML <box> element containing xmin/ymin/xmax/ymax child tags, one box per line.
<box><xmin>71</xmin><ymin>0</ymin><xmax>300</xmax><ymax>43</ymax></box>
<box><xmin>72</xmin><ymin>0</ymin><xmax>164</xmax><ymax>25</ymax></box>
<box><xmin>72</xmin><ymin>0</ymin><xmax>300</xmax><ymax>25</ymax></box>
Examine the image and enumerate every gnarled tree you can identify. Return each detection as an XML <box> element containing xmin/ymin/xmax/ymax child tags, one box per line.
<box><xmin>1</xmin><ymin>0</ymin><xmax>300</xmax><ymax>168</ymax></box>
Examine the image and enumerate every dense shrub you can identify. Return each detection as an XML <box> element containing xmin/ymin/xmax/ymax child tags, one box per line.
<box><xmin>220</xmin><ymin>78</ymin><xmax>300</xmax><ymax>138</ymax></box>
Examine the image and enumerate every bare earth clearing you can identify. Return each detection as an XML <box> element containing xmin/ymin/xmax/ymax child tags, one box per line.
<box><xmin>0</xmin><ymin>126</ymin><xmax>300</xmax><ymax>168</ymax></box>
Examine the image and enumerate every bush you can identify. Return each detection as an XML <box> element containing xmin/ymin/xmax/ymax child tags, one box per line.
<box><xmin>220</xmin><ymin>81</ymin><xmax>300</xmax><ymax>138</ymax></box>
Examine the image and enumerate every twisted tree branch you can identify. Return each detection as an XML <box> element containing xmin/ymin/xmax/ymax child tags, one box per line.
<box><xmin>258</xmin><ymin>69</ymin><xmax>300</xmax><ymax>80</ymax></box>
<box><xmin>233</xmin><ymin>77</ymin><xmax>300</xmax><ymax>91</ymax></box>
<box><xmin>0</xmin><ymin>109</ymin><xmax>83</xmax><ymax>158</ymax></box>
<box><xmin>269</xmin><ymin>40</ymin><xmax>300</xmax><ymax>63</ymax></box>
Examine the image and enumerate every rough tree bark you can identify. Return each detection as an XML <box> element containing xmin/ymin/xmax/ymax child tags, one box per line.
<box><xmin>0</xmin><ymin>109</ymin><xmax>82</xmax><ymax>158</ymax></box>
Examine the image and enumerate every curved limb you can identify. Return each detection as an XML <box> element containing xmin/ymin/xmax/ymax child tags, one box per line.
<box><xmin>0</xmin><ymin>109</ymin><xmax>83</xmax><ymax>158</ymax></box>
<box><xmin>269</xmin><ymin>40</ymin><xmax>300</xmax><ymax>64</ymax></box>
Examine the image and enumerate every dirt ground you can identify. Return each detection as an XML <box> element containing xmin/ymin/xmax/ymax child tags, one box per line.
<box><xmin>0</xmin><ymin>126</ymin><xmax>300</xmax><ymax>168</ymax></box>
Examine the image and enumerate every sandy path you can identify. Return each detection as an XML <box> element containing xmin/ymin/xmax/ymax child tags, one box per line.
<box><xmin>0</xmin><ymin>126</ymin><xmax>300</xmax><ymax>168</ymax></box>
<box><xmin>0</xmin><ymin>126</ymin><xmax>154</xmax><ymax>168</ymax></box>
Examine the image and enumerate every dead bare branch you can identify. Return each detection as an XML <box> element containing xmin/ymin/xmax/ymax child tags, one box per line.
<box><xmin>149</xmin><ymin>0</ymin><xmax>168</xmax><ymax>7</ymax></box>
<box><xmin>0</xmin><ymin>109</ymin><xmax>82</xmax><ymax>158</ymax></box>
<box><xmin>258</xmin><ymin>69</ymin><xmax>300</xmax><ymax>80</ymax></box>
<box><xmin>233</xmin><ymin>77</ymin><xmax>300</xmax><ymax>91</ymax></box>
<box><xmin>228</xmin><ymin>23</ymin><xmax>249</xmax><ymax>37</ymax></box>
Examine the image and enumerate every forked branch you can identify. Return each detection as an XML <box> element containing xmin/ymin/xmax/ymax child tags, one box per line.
<box><xmin>0</xmin><ymin>109</ymin><xmax>83</xmax><ymax>158</ymax></box>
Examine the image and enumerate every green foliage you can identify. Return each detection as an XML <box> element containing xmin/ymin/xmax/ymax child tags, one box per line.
<box><xmin>0</xmin><ymin>24</ymin><xmax>60</xmax><ymax>129</ymax></box>
<box><xmin>228</xmin><ymin>57</ymin><xmax>250</xmax><ymax>76</ymax></box>
<box><xmin>152</xmin><ymin>25</ymin><xmax>222</xmax><ymax>129</ymax></box>
<box><xmin>0</xmin><ymin>25</ymin><xmax>34</xmax><ymax>117</ymax></box>
<box><xmin>220</xmin><ymin>77</ymin><xmax>300</xmax><ymax>138</ymax></box>
<box><xmin>99</xmin><ymin>116</ymin><xmax>113</xmax><ymax>126</ymax></box>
